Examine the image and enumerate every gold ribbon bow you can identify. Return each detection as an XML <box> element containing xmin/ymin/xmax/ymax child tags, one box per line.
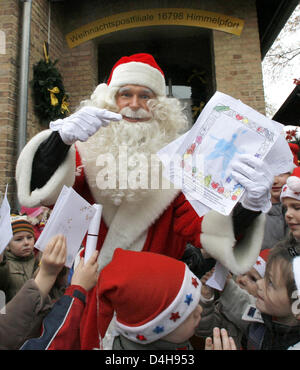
<box><xmin>61</xmin><ymin>95</ymin><xmax>70</xmax><ymax>114</ymax></box>
<box><xmin>48</xmin><ymin>87</ymin><xmax>60</xmax><ymax>106</ymax></box>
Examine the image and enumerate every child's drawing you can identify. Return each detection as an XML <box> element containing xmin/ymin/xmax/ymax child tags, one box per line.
<box><xmin>205</xmin><ymin>131</ymin><xmax>247</xmax><ymax>178</ymax></box>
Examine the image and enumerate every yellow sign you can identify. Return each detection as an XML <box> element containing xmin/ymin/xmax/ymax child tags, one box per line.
<box><xmin>66</xmin><ymin>8</ymin><xmax>244</xmax><ymax>48</ymax></box>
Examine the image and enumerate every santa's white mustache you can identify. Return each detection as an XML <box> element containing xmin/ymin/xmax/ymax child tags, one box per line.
<box><xmin>119</xmin><ymin>107</ymin><xmax>152</xmax><ymax>120</ymax></box>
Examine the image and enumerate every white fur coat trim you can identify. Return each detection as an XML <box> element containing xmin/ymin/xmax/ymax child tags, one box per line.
<box><xmin>15</xmin><ymin>129</ymin><xmax>76</xmax><ymax>207</ymax></box>
<box><xmin>97</xmin><ymin>188</ymin><xmax>180</xmax><ymax>271</ymax></box>
<box><xmin>201</xmin><ymin>211</ymin><xmax>265</xmax><ymax>275</ymax></box>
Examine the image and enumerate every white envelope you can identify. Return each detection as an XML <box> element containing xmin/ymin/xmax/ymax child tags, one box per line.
<box><xmin>35</xmin><ymin>186</ymin><xmax>96</xmax><ymax>268</ymax></box>
<box><xmin>206</xmin><ymin>261</ymin><xmax>229</xmax><ymax>291</ymax></box>
<box><xmin>0</xmin><ymin>185</ymin><xmax>13</xmax><ymax>255</ymax></box>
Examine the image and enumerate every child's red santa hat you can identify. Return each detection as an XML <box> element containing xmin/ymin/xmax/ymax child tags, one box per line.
<box><xmin>253</xmin><ymin>249</ymin><xmax>270</xmax><ymax>277</ymax></box>
<box><xmin>106</xmin><ymin>53</ymin><xmax>166</xmax><ymax>97</ymax></box>
<box><xmin>281</xmin><ymin>166</ymin><xmax>300</xmax><ymax>201</ymax></box>
<box><xmin>288</xmin><ymin>143</ymin><xmax>300</xmax><ymax>167</ymax></box>
<box><xmin>97</xmin><ymin>248</ymin><xmax>201</xmax><ymax>344</ymax></box>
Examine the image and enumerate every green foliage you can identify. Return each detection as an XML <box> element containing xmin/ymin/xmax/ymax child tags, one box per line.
<box><xmin>31</xmin><ymin>58</ymin><xmax>69</xmax><ymax>126</ymax></box>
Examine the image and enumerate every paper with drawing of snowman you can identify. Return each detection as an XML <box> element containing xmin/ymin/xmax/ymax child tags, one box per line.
<box><xmin>159</xmin><ymin>91</ymin><xmax>290</xmax><ymax>216</ymax></box>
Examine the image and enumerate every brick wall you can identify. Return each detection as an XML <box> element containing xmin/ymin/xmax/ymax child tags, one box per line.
<box><xmin>213</xmin><ymin>0</ymin><xmax>265</xmax><ymax>113</ymax></box>
<box><xmin>60</xmin><ymin>40</ymin><xmax>98</xmax><ymax>112</ymax></box>
<box><xmin>0</xmin><ymin>0</ymin><xmax>20</xmax><ymax>206</ymax></box>
<box><xmin>27</xmin><ymin>0</ymin><xmax>65</xmax><ymax>138</ymax></box>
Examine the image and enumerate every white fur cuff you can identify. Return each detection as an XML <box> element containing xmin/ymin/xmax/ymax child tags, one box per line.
<box><xmin>200</xmin><ymin>211</ymin><xmax>265</xmax><ymax>275</ymax></box>
<box><xmin>16</xmin><ymin>129</ymin><xmax>76</xmax><ymax>207</ymax></box>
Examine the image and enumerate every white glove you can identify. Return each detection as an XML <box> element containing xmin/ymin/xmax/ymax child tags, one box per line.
<box><xmin>231</xmin><ymin>154</ymin><xmax>274</xmax><ymax>213</ymax></box>
<box><xmin>50</xmin><ymin>106</ymin><xmax>122</xmax><ymax>145</ymax></box>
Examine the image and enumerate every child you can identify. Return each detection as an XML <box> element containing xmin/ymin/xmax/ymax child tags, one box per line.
<box><xmin>96</xmin><ymin>248</ymin><xmax>202</xmax><ymax>350</ymax></box>
<box><xmin>196</xmin><ymin>249</ymin><xmax>270</xmax><ymax>349</ymax></box>
<box><xmin>202</xmin><ymin>241</ymin><xmax>300</xmax><ymax>350</ymax></box>
<box><xmin>0</xmin><ymin>234</ymin><xmax>66</xmax><ymax>350</ymax></box>
<box><xmin>0</xmin><ymin>215</ymin><xmax>39</xmax><ymax>302</ymax></box>
<box><xmin>261</xmin><ymin>173</ymin><xmax>290</xmax><ymax>250</ymax></box>
<box><xmin>20</xmin><ymin>249</ymin><xmax>99</xmax><ymax>350</ymax></box>
<box><xmin>0</xmin><ymin>215</ymin><xmax>67</xmax><ymax>303</ymax></box>
<box><xmin>261</xmin><ymin>142</ymin><xmax>298</xmax><ymax>250</ymax></box>
<box><xmin>281</xmin><ymin>166</ymin><xmax>300</xmax><ymax>242</ymax></box>
<box><xmin>249</xmin><ymin>242</ymin><xmax>300</xmax><ymax>349</ymax></box>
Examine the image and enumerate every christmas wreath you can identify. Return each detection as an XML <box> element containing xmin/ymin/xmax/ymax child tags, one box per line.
<box><xmin>32</xmin><ymin>42</ymin><xmax>69</xmax><ymax>126</ymax></box>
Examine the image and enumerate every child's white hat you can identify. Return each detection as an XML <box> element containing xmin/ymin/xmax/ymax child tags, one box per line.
<box><xmin>281</xmin><ymin>166</ymin><xmax>300</xmax><ymax>201</ymax></box>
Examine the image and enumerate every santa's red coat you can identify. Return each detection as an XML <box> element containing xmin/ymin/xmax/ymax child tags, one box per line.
<box><xmin>72</xmin><ymin>151</ymin><xmax>203</xmax><ymax>349</ymax></box>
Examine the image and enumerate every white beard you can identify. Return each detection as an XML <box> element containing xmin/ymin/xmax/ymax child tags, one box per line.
<box><xmin>77</xmin><ymin>87</ymin><xmax>189</xmax><ymax>207</ymax></box>
<box><xmin>77</xmin><ymin>118</ymin><xmax>177</xmax><ymax>206</ymax></box>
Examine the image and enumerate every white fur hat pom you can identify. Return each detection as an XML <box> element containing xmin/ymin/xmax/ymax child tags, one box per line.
<box><xmin>287</xmin><ymin>176</ymin><xmax>300</xmax><ymax>192</ymax></box>
<box><xmin>281</xmin><ymin>167</ymin><xmax>300</xmax><ymax>201</ymax></box>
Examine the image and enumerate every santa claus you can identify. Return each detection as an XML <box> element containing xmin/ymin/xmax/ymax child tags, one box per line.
<box><xmin>16</xmin><ymin>53</ymin><xmax>271</xmax><ymax>349</ymax></box>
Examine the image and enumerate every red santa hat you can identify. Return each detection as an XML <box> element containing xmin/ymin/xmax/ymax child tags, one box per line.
<box><xmin>281</xmin><ymin>166</ymin><xmax>300</xmax><ymax>201</ymax></box>
<box><xmin>253</xmin><ymin>249</ymin><xmax>270</xmax><ymax>277</ymax></box>
<box><xmin>97</xmin><ymin>248</ymin><xmax>201</xmax><ymax>344</ymax></box>
<box><xmin>106</xmin><ymin>53</ymin><xmax>166</xmax><ymax>97</ymax></box>
<box><xmin>288</xmin><ymin>143</ymin><xmax>300</xmax><ymax>167</ymax></box>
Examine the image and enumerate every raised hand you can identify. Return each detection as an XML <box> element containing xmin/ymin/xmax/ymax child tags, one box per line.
<box><xmin>34</xmin><ymin>234</ymin><xmax>67</xmax><ymax>297</ymax></box>
<box><xmin>205</xmin><ymin>327</ymin><xmax>237</xmax><ymax>350</ymax></box>
<box><xmin>231</xmin><ymin>154</ymin><xmax>274</xmax><ymax>213</ymax></box>
<box><xmin>50</xmin><ymin>106</ymin><xmax>122</xmax><ymax>145</ymax></box>
<box><xmin>71</xmin><ymin>250</ymin><xmax>99</xmax><ymax>291</ymax></box>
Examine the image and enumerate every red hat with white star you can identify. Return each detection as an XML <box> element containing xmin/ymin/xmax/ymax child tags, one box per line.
<box><xmin>97</xmin><ymin>248</ymin><xmax>201</xmax><ymax>344</ymax></box>
<box><xmin>106</xmin><ymin>53</ymin><xmax>166</xmax><ymax>96</ymax></box>
<box><xmin>253</xmin><ymin>249</ymin><xmax>270</xmax><ymax>277</ymax></box>
<box><xmin>281</xmin><ymin>166</ymin><xmax>300</xmax><ymax>201</ymax></box>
